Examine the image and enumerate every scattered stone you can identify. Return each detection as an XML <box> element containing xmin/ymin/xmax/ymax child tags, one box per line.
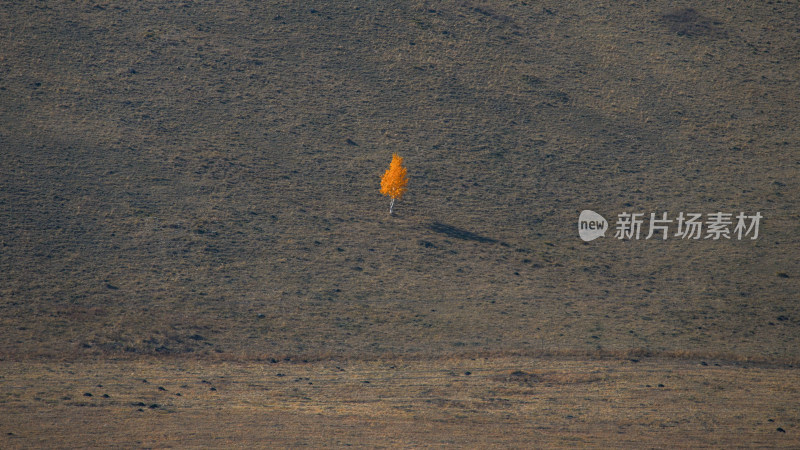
<box><xmin>419</xmin><ymin>240</ymin><xmax>437</xmax><ymax>249</ymax></box>
<box><xmin>506</xmin><ymin>370</ymin><xmax>540</xmax><ymax>385</ymax></box>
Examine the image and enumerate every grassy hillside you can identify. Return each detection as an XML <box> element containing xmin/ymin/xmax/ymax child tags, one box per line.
<box><xmin>1</xmin><ymin>0</ymin><xmax>798</xmax><ymax>364</ymax></box>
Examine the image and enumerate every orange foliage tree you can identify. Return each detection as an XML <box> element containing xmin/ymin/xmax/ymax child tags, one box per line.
<box><xmin>380</xmin><ymin>153</ymin><xmax>408</xmax><ymax>214</ymax></box>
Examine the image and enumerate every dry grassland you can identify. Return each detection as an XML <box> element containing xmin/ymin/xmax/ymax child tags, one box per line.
<box><xmin>1</xmin><ymin>0</ymin><xmax>798</xmax><ymax>446</ymax></box>
<box><xmin>2</xmin><ymin>356</ymin><xmax>799</xmax><ymax>448</ymax></box>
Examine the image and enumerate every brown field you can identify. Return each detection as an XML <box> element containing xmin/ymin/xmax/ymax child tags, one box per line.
<box><xmin>1</xmin><ymin>0</ymin><xmax>798</xmax><ymax>447</ymax></box>
<box><xmin>2</xmin><ymin>356</ymin><xmax>800</xmax><ymax>448</ymax></box>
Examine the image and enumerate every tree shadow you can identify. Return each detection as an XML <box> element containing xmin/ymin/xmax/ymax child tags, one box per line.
<box><xmin>429</xmin><ymin>222</ymin><xmax>497</xmax><ymax>244</ymax></box>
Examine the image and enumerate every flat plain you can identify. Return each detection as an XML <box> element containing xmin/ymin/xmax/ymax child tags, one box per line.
<box><xmin>1</xmin><ymin>0</ymin><xmax>798</xmax><ymax>447</ymax></box>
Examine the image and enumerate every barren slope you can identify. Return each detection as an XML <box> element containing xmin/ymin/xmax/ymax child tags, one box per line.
<box><xmin>1</xmin><ymin>1</ymin><xmax>798</xmax><ymax>361</ymax></box>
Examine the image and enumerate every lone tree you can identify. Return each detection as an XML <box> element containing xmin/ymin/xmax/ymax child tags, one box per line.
<box><xmin>380</xmin><ymin>153</ymin><xmax>408</xmax><ymax>214</ymax></box>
